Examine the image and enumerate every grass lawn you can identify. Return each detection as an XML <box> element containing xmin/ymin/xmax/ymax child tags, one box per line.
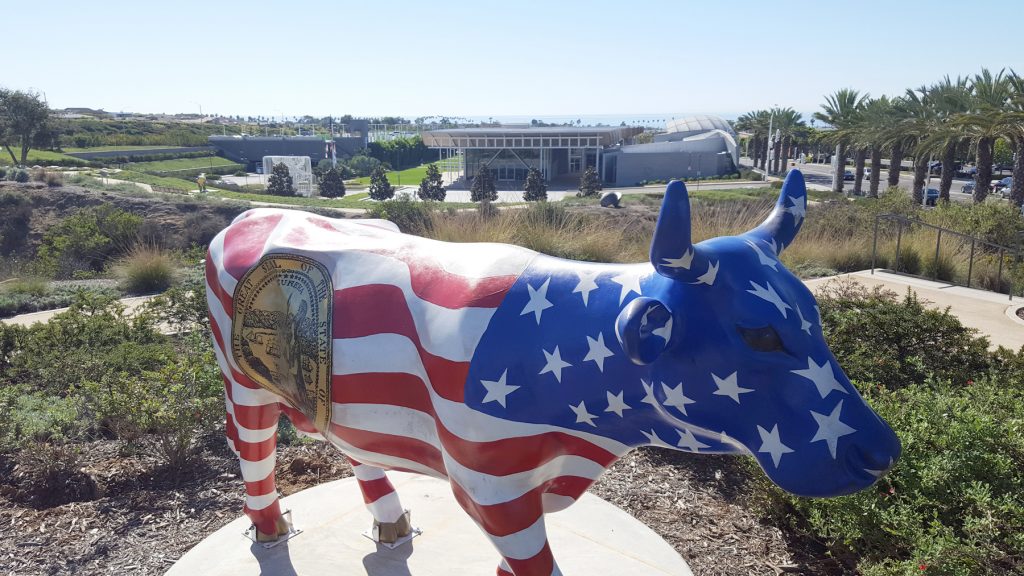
<box><xmin>0</xmin><ymin>147</ymin><xmax>86</xmax><ymax>166</ymax></box>
<box><xmin>95</xmin><ymin>169</ymin><xmax>196</xmax><ymax>192</ymax></box>
<box><xmin>209</xmin><ymin>189</ymin><xmax>372</xmax><ymax>209</ymax></box>
<box><xmin>63</xmin><ymin>145</ymin><xmax>188</xmax><ymax>153</ymax></box>
<box><xmin>353</xmin><ymin>163</ymin><xmax>432</xmax><ymax>186</ymax></box>
<box><xmin>127</xmin><ymin>156</ymin><xmax>242</xmax><ymax>174</ymax></box>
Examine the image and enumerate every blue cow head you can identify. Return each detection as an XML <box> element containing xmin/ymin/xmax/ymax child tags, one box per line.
<box><xmin>616</xmin><ymin>170</ymin><xmax>900</xmax><ymax>497</ymax></box>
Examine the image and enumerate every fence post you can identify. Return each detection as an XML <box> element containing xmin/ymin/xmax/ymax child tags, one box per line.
<box><xmin>997</xmin><ymin>248</ymin><xmax>1004</xmax><ymax>297</ymax></box>
<box><xmin>871</xmin><ymin>216</ymin><xmax>879</xmax><ymax>274</ymax></box>
<box><xmin>933</xmin><ymin>229</ymin><xmax>942</xmax><ymax>280</ymax></box>
<box><xmin>894</xmin><ymin>219</ymin><xmax>903</xmax><ymax>272</ymax></box>
<box><xmin>967</xmin><ymin>238</ymin><xmax>976</xmax><ymax>288</ymax></box>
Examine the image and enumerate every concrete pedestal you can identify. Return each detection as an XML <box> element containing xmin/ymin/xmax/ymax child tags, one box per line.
<box><xmin>167</xmin><ymin>472</ymin><xmax>693</xmax><ymax>576</ymax></box>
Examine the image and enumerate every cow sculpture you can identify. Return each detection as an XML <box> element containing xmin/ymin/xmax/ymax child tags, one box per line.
<box><xmin>205</xmin><ymin>169</ymin><xmax>900</xmax><ymax>576</ymax></box>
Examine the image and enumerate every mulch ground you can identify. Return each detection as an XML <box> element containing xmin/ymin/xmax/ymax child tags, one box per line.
<box><xmin>0</xmin><ymin>433</ymin><xmax>848</xmax><ymax>576</ymax></box>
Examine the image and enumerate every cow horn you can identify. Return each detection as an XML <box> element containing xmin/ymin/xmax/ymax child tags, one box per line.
<box><xmin>650</xmin><ymin>180</ymin><xmax>706</xmax><ymax>280</ymax></box>
<box><xmin>746</xmin><ymin>169</ymin><xmax>807</xmax><ymax>254</ymax></box>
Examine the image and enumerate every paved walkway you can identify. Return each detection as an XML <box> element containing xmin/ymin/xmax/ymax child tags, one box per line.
<box><xmin>1</xmin><ymin>296</ymin><xmax>156</xmax><ymax>328</ymax></box>
<box><xmin>804</xmin><ymin>270</ymin><xmax>1024</xmax><ymax>351</ymax></box>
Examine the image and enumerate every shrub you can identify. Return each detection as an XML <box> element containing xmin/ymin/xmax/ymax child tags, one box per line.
<box><xmin>0</xmin><ymin>167</ymin><xmax>6</xmax><ymax>179</ymax></box>
<box><xmin>367</xmin><ymin>198</ymin><xmax>434</xmax><ymax>234</ymax></box>
<box><xmin>182</xmin><ymin>212</ymin><xmax>229</xmax><ymax>248</ymax></box>
<box><xmin>10</xmin><ymin>442</ymin><xmax>99</xmax><ymax>506</ymax></box>
<box><xmin>31</xmin><ymin>168</ymin><xmax>47</xmax><ymax>182</ymax></box>
<box><xmin>754</xmin><ymin>379</ymin><xmax>1024</xmax><ymax>576</ymax></box>
<box><xmin>114</xmin><ymin>246</ymin><xmax>176</xmax><ymax>294</ymax></box>
<box><xmin>368</xmin><ymin>165</ymin><xmax>394</xmax><ymax>201</ymax></box>
<box><xmin>523</xmin><ymin>167</ymin><xmax>547</xmax><ymax>202</ymax></box>
<box><xmin>266</xmin><ymin>162</ymin><xmax>294</xmax><ymax>196</ymax></box>
<box><xmin>470</xmin><ymin>166</ymin><xmax>497</xmax><ymax>202</ymax></box>
<box><xmin>45</xmin><ymin>171</ymin><xmax>63</xmax><ymax>187</ymax></box>
<box><xmin>14</xmin><ymin>169</ymin><xmax>29</xmax><ymax>183</ymax></box>
<box><xmin>36</xmin><ymin>204</ymin><xmax>143</xmax><ymax>278</ymax></box>
<box><xmin>417</xmin><ymin>163</ymin><xmax>446</xmax><ymax>201</ymax></box>
<box><xmin>319</xmin><ymin>167</ymin><xmax>346</xmax><ymax>198</ymax></box>
<box><xmin>815</xmin><ymin>280</ymin><xmax>991</xmax><ymax>390</ymax></box>
<box><xmin>577</xmin><ymin>166</ymin><xmax>602</xmax><ymax>197</ymax></box>
<box><xmin>0</xmin><ymin>387</ymin><xmax>85</xmax><ymax>451</ymax></box>
<box><xmin>0</xmin><ymin>191</ymin><xmax>32</xmax><ymax>255</ymax></box>
<box><xmin>346</xmin><ymin>154</ymin><xmax>381</xmax><ymax>177</ymax></box>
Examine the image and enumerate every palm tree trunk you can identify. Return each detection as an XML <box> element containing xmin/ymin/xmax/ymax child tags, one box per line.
<box><xmin>780</xmin><ymin>136</ymin><xmax>791</xmax><ymax>174</ymax></box>
<box><xmin>772</xmin><ymin>139</ymin><xmax>782</xmax><ymax>175</ymax></box>
<box><xmin>912</xmin><ymin>155</ymin><xmax>927</xmax><ymax>204</ymax></box>
<box><xmin>939</xmin><ymin>142</ymin><xmax>955</xmax><ymax>202</ymax></box>
<box><xmin>869</xmin><ymin>146</ymin><xmax>882</xmax><ymax>197</ymax></box>
<box><xmin>760</xmin><ymin>139</ymin><xmax>769</xmax><ymax>170</ymax></box>
<box><xmin>974</xmin><ymin>136</ymin><xmax>993</xmax><ymax>203</ymax></box>
<box><xmin>887</xmin><ymin>143</ymin><xmax>904</xmax><ymax>189</ymax></box>
<box><xmin>853</xmin><ymin>148</ymin><xmax>866</xmax><ymax>195</ymax></box>
<box><xmin>833</xmin><ymin>143</ymin><xmax>846</xmax><ymax>193</ymax></box>
<box><xmin>1011</xmin><ymin>137</ymin><xmax>1024</xmax><ymax>208</ymax></box>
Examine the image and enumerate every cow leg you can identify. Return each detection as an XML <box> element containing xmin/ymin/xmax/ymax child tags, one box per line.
<box><xmin>222</xmin><ymin>376</ymin><xmax>290</xmax><ymax>542</ymax></box>
<box><xmin>449</xmin><ymin>483</ymin><xmax>561</xmax><ymax>576</ymax></box>
<box><xmin>348</xmin><ymin>457</ymin><xmax>412</xmax><ymax>544</ymax></box>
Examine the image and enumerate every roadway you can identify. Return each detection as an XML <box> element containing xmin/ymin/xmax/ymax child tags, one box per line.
<box><xmin>769</xmin><ymin>160</ymin><xmax>976</xmax><ymax>203</ymax></box>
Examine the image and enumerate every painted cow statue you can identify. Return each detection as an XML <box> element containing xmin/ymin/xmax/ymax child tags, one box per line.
<box><xmin>205</xmin><ymin>169</ymin><xmax>900</xmax><ymax>576</ymax></box>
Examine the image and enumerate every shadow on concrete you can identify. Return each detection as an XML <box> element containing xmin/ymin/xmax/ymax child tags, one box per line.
<box><xmin>249</xmin><ymin>540</ymin><xmax>298</xmax><ymax>576</ymax></box>
<box><xmin>362</xmin><ymin>539</ymin><xmax>415</xmax><ymax>576</ymax></box>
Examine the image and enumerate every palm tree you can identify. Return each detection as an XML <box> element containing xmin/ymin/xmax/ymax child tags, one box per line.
<box><xmin>1003</xmin><ymin>71</ymin><xmax>1024</xmax><ymax>207</ymax></box>
<box><xmin>859</xmin><ymin>97</ymin><xmax>897</xmax><ymax>197</ymax></box>
<box><xmin>772</xmin><ymin>108</ymin><xmax>805</xmax><ymax>175</ymax></box>
<box><xmin>815</xmin><ymin>89</ymin><xmax>868</xmax><ymax>193</ymax></box>
<box><xmin>918</xmin><ymin>76</ymin><xmax>971</xmax><ymax>202</ymax></box>
<box><xmin>960</xmin><ymin>68</ymin><xmax>1010</xmax><ymax>202</ymax></box>
<box><xmin>902</xmin><ymin>87</ymin><xmax>938</xmax><ymax>204</ymax></box>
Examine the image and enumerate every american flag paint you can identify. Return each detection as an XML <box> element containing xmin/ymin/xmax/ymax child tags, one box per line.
<box><xmin>206</xmin><ymin>169</ymin><xmax>900</xmax><ymax>576</ymax></box>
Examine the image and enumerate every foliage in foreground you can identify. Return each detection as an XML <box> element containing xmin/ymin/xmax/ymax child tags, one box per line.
<box><xmin>752</xmin><ymin>281</ymin><xmax>1024</xmax><ymax>576</ymax></box>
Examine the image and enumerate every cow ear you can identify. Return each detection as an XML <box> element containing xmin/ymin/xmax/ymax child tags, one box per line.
<box><xmin>615</xmin><ymin>297</ymin><xmax>675</xmax><ymax>365</ymax></box>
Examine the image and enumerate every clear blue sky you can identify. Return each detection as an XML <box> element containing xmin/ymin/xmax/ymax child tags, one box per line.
<box><xmin>6</xmin><ymin>0</ymin><xmax>1023</xmax><ymax>121</ymax></box>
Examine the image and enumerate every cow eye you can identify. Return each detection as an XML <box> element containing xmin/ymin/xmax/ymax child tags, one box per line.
<box><xmin>737</xmin><ymin>325</ymin><xmax>784</xmax><ymax>353</ymax></box>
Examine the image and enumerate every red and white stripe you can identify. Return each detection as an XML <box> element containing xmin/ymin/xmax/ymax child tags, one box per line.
<box><xmin>206</xmin><ymin>209</ymin><xmax>629</xmax><ymax>575</ymax></box>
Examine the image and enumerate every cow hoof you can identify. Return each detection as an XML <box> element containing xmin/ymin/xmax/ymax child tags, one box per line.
<box><xmin>256</xmin><ymin>515</ymin><xmax>292</xmax><ymax>543</ymax></box>
<box><xmin>373</xmin><ymin>511</ymin><xmax>412</xmax><ymax>544</ymax></box>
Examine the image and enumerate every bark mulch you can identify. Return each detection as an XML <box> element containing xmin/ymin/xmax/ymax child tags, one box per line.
<box><xmin>1</xmin><ymin>436</ymin><xmax>842</xmax><ymax>576</ymax></box>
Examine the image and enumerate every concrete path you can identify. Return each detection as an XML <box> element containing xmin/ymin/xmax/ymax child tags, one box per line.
<box><xmin>166</xmin><ymin>472</ymin><xmax>693</xmax><ymax>576</ymax></box>
<box><xmin>804</xmin><ymin>270</ymin><xmax>1024</xmax><ymax>351</ymax></box>
<box><xmin>1</xmin><ymin>296</ymin><xmax>156</xmax><ymax>327</ymax></box>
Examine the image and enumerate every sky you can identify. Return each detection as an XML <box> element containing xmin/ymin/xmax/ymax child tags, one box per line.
<box><xmin>5</xmin><ymin>0</ymin><xmax>1024</xmax><ymax>122</ymax></box>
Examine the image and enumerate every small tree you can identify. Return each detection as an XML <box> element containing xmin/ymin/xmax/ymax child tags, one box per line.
<box><xmin>470</xmin><ymin>164</ymin><xmax>497</xmax><ymax>202</ymax></box>
<box><xmin>266</xmin><ymin>162</ymin><xmax>294</xmax><ymax>196</ymax></box>
<box><xmin>523</xmin><ymin>167</ymin><xmax>547</xmax><ymax>201</ymax></box>
<box><xmin>577</xmin><ymin>166</ymin><xmax>602</xmax><ymax>197</ymax></box>
<box><xmin>417</xmin><ymin>163</ymin><xmax>446</xmax><ymax>201</ymax></box>
<box><xmin>368</xmin><ymin>165</ymin><xmax>395</xmax><ymax>200</ymax></box>
<box><xmin>0</xmin><ymin>89</ymin><xmax>53</xmax><ymax>166</ymax></box>
<box><xmin>318</xmin><ymin>167</ymin><xmax>346</xmax><ymax>198</ymax></box>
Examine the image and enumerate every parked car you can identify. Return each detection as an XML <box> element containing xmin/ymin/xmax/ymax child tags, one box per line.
<box><xmin>994</xmin><ymin>177</ymin><xmax>1012</xmax><ymax>197</ymax></box>
<box><xmin>928</xmin><ymin>161</ymin><xmax>942</xmax><ymax>175</ymax></box>
<box><xmin>961</xmin><ymin>181</ymin><xmax>975</xmax><ymax>194</ymax></box>
<box><xmin>864</xmin><ymin>167</ymin><xmax>872</xmax><ymax>180</ymax></box>
<box><xmin>843</xmin><ymin>170</ymin><xmax>855</xmax><ymax>181</ymax></box>
<box><xmin>925</xmin><ymin>188</ymin><xmax>939</xmax><ymax>206</ymax></box>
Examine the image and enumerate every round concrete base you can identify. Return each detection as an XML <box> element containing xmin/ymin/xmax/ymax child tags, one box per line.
<box><xmin>167</xmin><ymin>472</ymin><xmax>693</xmax><ymax>576</ymax></box>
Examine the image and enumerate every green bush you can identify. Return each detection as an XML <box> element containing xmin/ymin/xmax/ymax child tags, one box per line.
<box><xmin>36</xmin><ymin>204</ymin><xmax>144</xmax><ymax>278</ymax></box>
<box><xmin>368</xmin><ymin>197</ymin><xmax>434</xmax><ymax>234</ymax></box>
<box><xmin>14</xmin><ymin>169</ymin><xmax>29</xmax><ymax>183</ymax></box>
<box><xmin>0</xmin><ymin>386</ymin><xmax>85</xmax><ymax>452</ymax></box>
<box><xmin>815</xmin><ymin>280</ymin><xmax>991</xmax><ymax>390</ymax></box>
<box><xmin>755</xmin><ymin>380</ymin><xmax>1024</xmax><ymax>576</ymax></box>
<box><xmin>0</xmin><ymin>191</ymin><xmax>32</xmax><ymax>255</ymax></box>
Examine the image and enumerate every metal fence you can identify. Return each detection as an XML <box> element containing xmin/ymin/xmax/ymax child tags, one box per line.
<box><xmin>871</xmin><ymin>213</ymin><xmax>1022</xmax><ymax>301</ymax></box>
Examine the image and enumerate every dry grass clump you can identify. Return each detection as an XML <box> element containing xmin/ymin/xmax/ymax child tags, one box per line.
<box><xmin>113</xmin><ymin>245</ymin><xmax>177</xmax><ymax>294</ymax></box>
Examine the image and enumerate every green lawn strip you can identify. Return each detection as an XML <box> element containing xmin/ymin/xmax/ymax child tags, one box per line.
<box><xmin>64</xmin><ymin>145</ymin><xmax>188</xmax><ymax>153</ymax></box>
<box><xmin>209</xmin><ymin>189</ymin><xmax>372</xmax><ymax>208</ymax></box>
<box><xmin>0</xmin><ymin>148</ymin><xmax>85</xmax><ymax>165</ymax></box>
<box><xmin>353</xmin><ymin>164</ymin><xmax>432</xmax><ymax>186</ymax></box>
<box><xmin>95</xmin><ymin>169</ymin><xmax>196</xmax><ymax>192</ymax></box>
<box><xmin>127</xmin><ymin>156</ymin><xmax>242</xmax><ymax>173</ymax></box>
